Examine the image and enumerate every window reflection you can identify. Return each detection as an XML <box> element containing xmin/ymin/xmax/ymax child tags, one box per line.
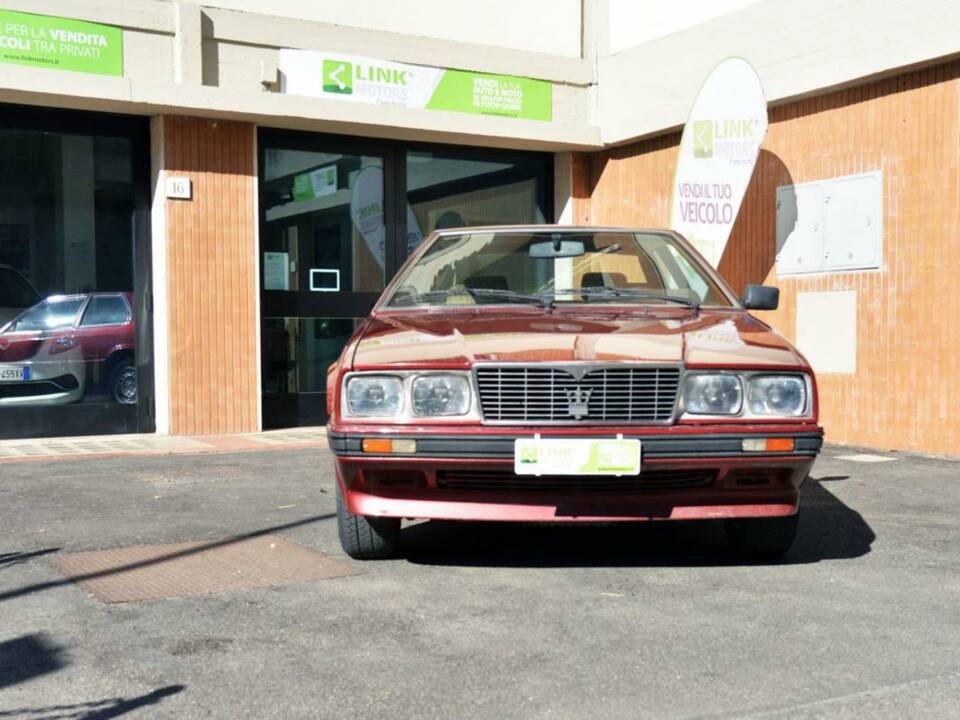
<box><xmin>261</xmin><ymin>149</ymin><xmax>386</xmax><ymax>294</ymax></box>
<box><xmin>405</xmin><ymin>150</ymin><xmax>548</xmax><ymax>256</ymax></box>
<box><xmin>0</xmin><ymin>127</ymin><xmax>139</xmax><ymax>422</ymax></box>
<box><xmin>262</xmin><ymin>317</ymin><xmax>359</xmax><ymax>395</ymax></box>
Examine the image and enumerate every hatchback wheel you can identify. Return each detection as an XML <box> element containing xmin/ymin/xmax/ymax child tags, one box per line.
<box><xmin>725</xmin><ymin>513</ymin><xmax>799</xmax><ymax>559</ymax></box>
<box><xmin>336</xmin><ymin>482</ymin><xmax>401</xmax><ymax>560</ymax></box>
<box><xmin>109</xmin><ymin>360</ymin><xmax>137</xmax><ymax>405</ymax></box>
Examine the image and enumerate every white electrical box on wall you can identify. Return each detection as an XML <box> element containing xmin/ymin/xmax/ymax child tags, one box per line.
<box><xmin>796</xmin><ymin>290</ymin><xmax>858</xmax><ymax>374</ymax></box>
<box><xmin>776</xmin><ymin>171</ymin><xmax>882</xmax><ymax>276</ymax></box>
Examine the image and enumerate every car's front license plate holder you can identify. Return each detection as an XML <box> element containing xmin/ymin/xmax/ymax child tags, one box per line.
<box><xmin>0</xmin><ymin>365</ymin><xmax>29</xmax><ymax>382</ymax></box>
<box><xmin>514</xmin><ymin>436</ymin><xmax>641</xmax><ymax>476</ymax></box>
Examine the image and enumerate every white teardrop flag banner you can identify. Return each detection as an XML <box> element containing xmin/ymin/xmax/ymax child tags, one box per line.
<box><xmin>670</xmin><ymin>57</ymin><xmax>768</xmax><ymax>267</ymax></box>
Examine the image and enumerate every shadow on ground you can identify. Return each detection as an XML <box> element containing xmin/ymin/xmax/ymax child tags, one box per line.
<box><xmin>0</xmin><ymin>685</ymin><xmax>184</xmax><ymax>719</ymax></box>
<box><xmin>0</xmin><ymin>549</ymin><xmax>60</xmax><ymax>570</ymax></box>
<box><xmin>401</xmin><ymin>477</ymin><xmax>874</xmax><ymax>568</ymax></box>
<box><xmin>0</xmin><ymin>633</ymin><xmax>69</xmax><ymax>691</ymax></box>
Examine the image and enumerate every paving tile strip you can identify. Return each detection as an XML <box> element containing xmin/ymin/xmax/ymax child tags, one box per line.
<box><xmin>0</xmin><ymin>428</ymin><xmax>328</xmax><ymax>462</ymax></box>
<box><xmin>50</xmin><ymin>535</ymin><xmax>360</xmax><ymax>603</ymax></box>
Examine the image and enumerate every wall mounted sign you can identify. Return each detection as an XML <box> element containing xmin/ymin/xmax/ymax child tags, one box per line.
<box><xmin>279</xmin><ymin>50</ymin><xmax>552</xmax><ymax>122</ymax></box>
<box><xmin>293</xmin><ymin>165</ymin><xmax>337</xmax><ymax>202</ymax></box>
<box><xmin>263</xmin><ymin>252</ymin><xmax>290</xmax><ymax>291</ymax></box>
<box><xmin>0</xmin><ymin>9</ymin><xmax>123</xmax><ymax>77</ymax></box>
<box><xmin>669</xmin><ymin>57</ymin><xmax>767</xmax><ymax>266</ymax></box>
<box><xmin>165</xmin><ymin>176</ymin><xmax>192</xmax><ymax>200</ymax></box>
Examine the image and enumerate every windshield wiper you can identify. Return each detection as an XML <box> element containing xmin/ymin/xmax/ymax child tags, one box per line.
<box><xmin>389</xmin><ymin>287</ymin><xmax>552</xmax><ymax>308</ymax></box>
<box><xmin>462</xmin><ymin>287</ymin><xmax>553</xmax><ymax>308</ymax></box>
<box><xmin>552</xmin><ymin>287</ymin><xmax>700</xmax><ymax>309</ymax></box>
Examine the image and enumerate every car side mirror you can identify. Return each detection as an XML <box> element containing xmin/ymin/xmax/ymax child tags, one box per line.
<box><xmin>742</xmin><ymin>284</ymin><xmax>779</xmax><ymax>311</ymax></box>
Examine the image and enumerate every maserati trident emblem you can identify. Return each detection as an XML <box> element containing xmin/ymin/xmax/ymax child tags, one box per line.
<box><xmin>564</xmin><ymin>386</ymin><xmax>593</xmax><ymax>419</ymax></box>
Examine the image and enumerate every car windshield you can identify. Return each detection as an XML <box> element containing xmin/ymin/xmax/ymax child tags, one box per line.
<box><xmin>5</xmin><ymin>298</ymin><xmax>85</xmax><ymax>333</ymax></box>
<box><xmin>385</xmin><ymin>230</ymin><xmax>733</xmax><ymax>309</ymax></box>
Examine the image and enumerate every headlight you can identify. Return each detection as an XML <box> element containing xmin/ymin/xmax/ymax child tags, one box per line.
<box><xmin>747</xmin><ymin>376</ymin><xmax>806</xmax><ymax>416</ymax></box>
<box><xmin>345</xmin><ymin>375</ymin><xmax>403</xmax><ymax>416</ymax></box>
<box><xmin>412</xmin><ymin>375</ymin><xmax>471</xmax><ymax>416</ymax></box>
<box><xmin>684</xmin><ymin>374</ymin><xmax>742</xmax><ymax>415</ymax></box>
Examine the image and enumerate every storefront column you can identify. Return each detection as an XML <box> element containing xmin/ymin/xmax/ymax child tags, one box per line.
<box><xmin>161</xmin><ymin>116</ymin><xmax>259</xmax><ymax>435</ymax></box>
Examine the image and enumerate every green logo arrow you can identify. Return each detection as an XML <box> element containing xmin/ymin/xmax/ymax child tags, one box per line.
<box><xmin>693</xmin><ymin>120</ymin><xmax>713</xmax><ymax>158</ymax></box>
<box><xmin>323</xmin><ymin>59</ymin><xmax>352</xmax><ymax>94</ymax></box>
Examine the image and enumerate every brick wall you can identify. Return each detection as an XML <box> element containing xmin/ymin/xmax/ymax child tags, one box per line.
<box><xmin>574</xmin><ymin>62</ymin><xmax>960</xmax><ymax>456</ymax></box>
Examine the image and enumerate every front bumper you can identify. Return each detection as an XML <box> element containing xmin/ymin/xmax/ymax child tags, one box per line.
<box><xmin>329</xmin><ymin>426</ymin><xmax>823</xmax><ymax>522</ymax></box>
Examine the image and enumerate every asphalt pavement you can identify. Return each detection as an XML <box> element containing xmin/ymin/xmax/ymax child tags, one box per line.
<box><xmin>1</xmin><ymin>445</ymin><xmax>958</xmax><ymax>718</ymax></box>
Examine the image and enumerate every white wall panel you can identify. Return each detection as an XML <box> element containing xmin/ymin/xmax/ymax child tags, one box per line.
<box><xmin>181</xmin><ymin>0</ymin><xmax>583</xmax><ymax>58</ymax></box>
<box><xmin>796</xmin><ymin>291</ymin><xmax>857</xmax><ymax>374</ymax></box>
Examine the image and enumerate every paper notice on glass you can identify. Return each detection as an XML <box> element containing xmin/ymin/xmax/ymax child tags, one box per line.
<box><xmin>264</xmin><ymin>252</ymin><xmax>289</xmax><ymax>290</ymax></box>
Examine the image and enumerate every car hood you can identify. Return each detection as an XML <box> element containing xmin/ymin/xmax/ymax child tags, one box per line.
<box><xmin>351</xmin><ymin>309</ymin><xmax>804</xmax><ymax>369</ymax></box>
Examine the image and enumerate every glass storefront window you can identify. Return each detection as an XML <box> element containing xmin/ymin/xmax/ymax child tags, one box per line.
<box><xmin>261</xmin><ymin>149</ymin><xmax>386</xmax><ymax>294</ymax></box>
<box><xmin>262</xmin><ymin>318</ymin><xmax>359</xmax><ymax>394</ymax></box>
<box><xmin>0</xmin><ymin>110</ymin><xmax>149</xmax><ymax>439</ymax></box>
<box><xmin>405</xmin><ymin>150</ymin><xmax>549</xmax><ymax>256</ymax></box>
<box><xmin>258</xmin><ymin>129</ymin><xmax>551</xmax><ymax>428</ymax></box>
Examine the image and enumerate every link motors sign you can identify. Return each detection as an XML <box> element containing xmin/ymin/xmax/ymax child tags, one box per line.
<box><xmin>279</xmin><ymin>50</ymin><xmax>552</xmax><ymax>121</ymax></box>
<box><xmin>0</xmin><ymin>9</ymin><xmax>123</xmax><ymax>76</ymax></box>
<box><xmin>670</xmin><ymin>58</ymin><xmax>767</xmax><ymax>266</ymax></box>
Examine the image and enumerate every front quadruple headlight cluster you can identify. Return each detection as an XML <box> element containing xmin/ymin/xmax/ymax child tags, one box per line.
<box><xmin>345</xmin><ymin>373</ymin><xmax>472</xmax><ymax>418</ymax></box>
<box><xmin>683</xmin><ymin>373</ymin><xmax>809</xmax><ymax>418</ymax></box>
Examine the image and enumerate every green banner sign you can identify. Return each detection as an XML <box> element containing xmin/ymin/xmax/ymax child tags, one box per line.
<box><xmin>426</xmin><ymin>70</ymin><xmax>552</xmax><ymax>121</ymax></box>
<box><xmin>280</xmin><ymin>50</ymin><xmax>553</xmax><ymax>122</ymax></box>
<box><xmin>0</xmin><ymin>9</ymin><xmax>123</xmax><ymax>77</ymax></box>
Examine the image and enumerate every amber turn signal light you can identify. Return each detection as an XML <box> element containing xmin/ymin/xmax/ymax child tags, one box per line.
<box><xmin>742</xmin><ymin>437</ymin><xmax>795</xmax><ymax>452</ymax></box>
<box><xmin>361</xmin><ymin>438</ymin><xmax>417</xmax><ymax>454</ymax></box>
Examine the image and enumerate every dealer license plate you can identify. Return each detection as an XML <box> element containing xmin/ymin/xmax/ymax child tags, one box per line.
<box><xmin>514</xmin><ymin>437</ymin><xmax>641</xmax><ymax>476</ymax></box>
<box><xmin>0</xmin><ymin>365</ymin><xmax>29</xmax><ymax>382</ymax></box>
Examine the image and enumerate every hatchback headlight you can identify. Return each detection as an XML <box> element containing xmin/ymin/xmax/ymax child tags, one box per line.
<box><xmin>747</xmin><ymin>376</ymin><xmax>807</xmax><ymax>416</ymax></box>
<box><xmin>346</xmin><ymin>375</ymin><xmax>403</xmax><ymax>416</ymax></box>
<box><xmin>412</xmin><ymin>375</ymin><xmax>471</xmax><ymax>416</ymax></box>
<box><xmin>684</xmin><ymin>374</ymin><xmax>743</xmax><ymax>415</ymax></box>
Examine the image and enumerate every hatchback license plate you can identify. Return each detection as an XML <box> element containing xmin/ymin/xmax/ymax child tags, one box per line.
<box><xmin>515</xmin><ymin>437</ymin><xmax>641</xmax><ymax>476</ymax></box>
<box><xmin>0</xmin><ymin>365</ymin><xmax>29</xmax><ymax>381</ymax></box>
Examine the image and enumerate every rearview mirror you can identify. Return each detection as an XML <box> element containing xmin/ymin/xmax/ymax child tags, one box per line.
<box><xmin>742</xmin><ymin>284</ymin><xmax>779</xmax><ymax>311</ymax></box>
<box><xmin>529</xmin><ymin>239</ymin><xmax>585</xmax><ymax>259</ymax></box>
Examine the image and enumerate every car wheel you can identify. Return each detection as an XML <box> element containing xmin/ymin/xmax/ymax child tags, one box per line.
<box><xmin>336</xmin><ymin>481</ymin><xmax>401</xmax><ymax>560</ymax></box>
<box><xmin>108</xmin><ymin>360</ymin><xmax>138</xmax><ymax>405</ymax></box>
<box><xmin>725</xmin><ymin>513</ymin><xmax>799</xmax><ymax>559</ymax></box>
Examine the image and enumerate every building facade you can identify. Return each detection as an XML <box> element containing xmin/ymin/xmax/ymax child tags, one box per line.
<box><xmin>0</xmin><ymin>0</ymin><xmax>958</xmax><ymax>456</ymax></box>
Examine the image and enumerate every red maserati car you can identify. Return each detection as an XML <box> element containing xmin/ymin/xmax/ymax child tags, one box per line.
<box><xmin>326</xmin><ymin>227</ymin><xmax>822</xmax><ymax>560</ymax></box>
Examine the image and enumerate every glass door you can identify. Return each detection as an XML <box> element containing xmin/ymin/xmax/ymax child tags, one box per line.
<box><xmin>258</xmin><ymin>130</ymin><xmax>397</xmax><ymax>428</ymax></box>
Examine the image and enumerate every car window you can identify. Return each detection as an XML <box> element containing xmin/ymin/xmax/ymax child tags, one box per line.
<box><xmin>81</xmin><ymin>295</ymin><xmax>131</xmax><ymax>327</ymax></box>
<box><xmin>10</xmin><ymin>298</ymin><xmax>85</xmax><ymax>332</ymax></box>
<box><xmin>387</xmin><ymin>231</ymin><xmax>733</xmax><ymax>307</ymax></box>
<box><xmin>0</xmin><ymin>268</ymin><xmax>40</xmax><ymax>307</ymax></box>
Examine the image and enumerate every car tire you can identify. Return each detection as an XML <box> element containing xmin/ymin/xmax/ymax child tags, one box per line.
<box><xmin>108</xmin><ymin>360</ymin><xmax>138</xmax><ymax>405</ymax></box>
<box><xmin>725</xmin><ymin>513</ymin><xmax>799</xmax><ymax>559</ymax></box>
<box><xmin>336</xmin><ymin>481</ymin><xmax>401</xmax><ymax>560</ymax></box>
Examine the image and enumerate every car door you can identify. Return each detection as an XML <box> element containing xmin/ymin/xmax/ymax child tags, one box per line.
<box><xmin>0</xmin><ymin>297</ymin><xmax>86</xmax><ymax>381</ymax></box>
<box><xmin>75</xmin><ymin>295</ymin><xmax>134</xmax><ymax>386</ymax></box>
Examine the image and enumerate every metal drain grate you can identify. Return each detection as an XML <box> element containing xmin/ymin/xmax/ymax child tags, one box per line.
<box><xmin>50</xmin><ymin>535</ymin><xmax>359</xmax><ymax>603</ymax></box>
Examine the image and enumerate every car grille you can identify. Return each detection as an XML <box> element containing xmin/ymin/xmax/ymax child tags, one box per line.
<box><xmin>476</xmin><ymin>365</ymin><xmax>681</xmax><ymax>424</ymax></box>
<box><xmin>436</xmin><ymin>469</ymin><xmax>714</xmax><ymax>493</ymax></box>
